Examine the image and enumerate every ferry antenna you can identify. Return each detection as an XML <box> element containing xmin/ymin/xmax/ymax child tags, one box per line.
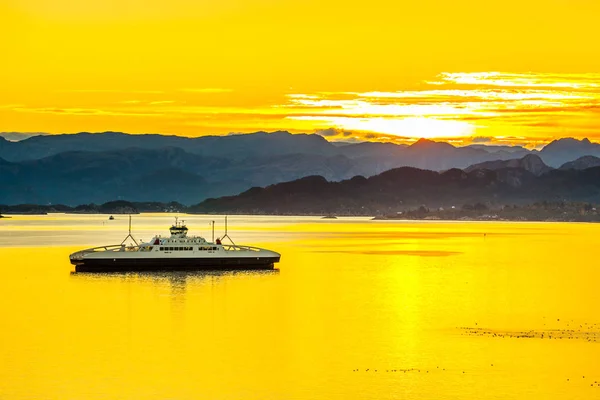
<box><xmin>121</xmin><ymin>214</ymin><xmax>139</xmax><ymax>246</ymax></box>
<box><xmin>221</xmin><ymin>215</ymin><xmax>236</xmax><ymax>246</ymax></box>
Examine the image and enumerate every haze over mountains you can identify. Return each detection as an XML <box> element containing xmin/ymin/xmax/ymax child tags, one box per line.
<box><xmin>1</xmin><ymin>131</ymin><xmax>600</xmax><ymax>205</ymax></box>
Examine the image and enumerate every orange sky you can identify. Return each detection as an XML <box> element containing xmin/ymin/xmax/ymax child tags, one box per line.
<box><xmin>2</xmin><ymin>0</ymin><xmax>600</xmax><ymax>146</ymax></box>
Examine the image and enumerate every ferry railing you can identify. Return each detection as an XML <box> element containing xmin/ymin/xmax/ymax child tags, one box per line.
<box><xmin>221</xmin><ymin>244</ymin><xmax>262</xmax><ymax>252</ymax></box>
<box><xmin>69</xmin><ymin>244</ymin><xmax>140</xmax><ymax>260</ymax></box>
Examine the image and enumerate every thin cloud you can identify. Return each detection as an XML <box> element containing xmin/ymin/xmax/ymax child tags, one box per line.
<box><xmin>59</xmin><ymin>89</ymin><xmax>164</xmax><ymax>94</ymax></box>
<box><xmin>279</xmin><ymin>72</ymin><xmax>600</xmax><ymax>142</ymax></box>
<box><xmin>470</xmin><ymin>136</ymin><xmax>495</xmax><ymax>143</ymax></box>
<box><xmin>431</xmin><ymin>72</ymin><xmax>600</xmax><ymax>89</ymax></box>
<box><xmin>315</xmin><ymin>128</ymin><xmax>339</xmax><ymax>137</ymax></box>
<box><xmin>180</xmin><ymin>88</ymin><xmax>233</xmax><ymax>93</ymax></box>
<box><xmin>149</xmin><ymin>100</ymin><xmax>176</xmax><ymax>105</ymax></box>
<box><xmin>9</xmin><ymin>71</ymin><xmax>599</xmax><ymax>146</ymax></box>
<box><xmin>315</xmin><ymin>128</ymin><xmax>354</xmax><ymax>138</ymax></box>
<box><xmin>12</xmin><ymin>106</ymin><xmax>163</xmax><ymax>117</ymax></box>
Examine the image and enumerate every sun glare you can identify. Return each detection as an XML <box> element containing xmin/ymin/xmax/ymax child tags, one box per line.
<box><xmin>290</xmin><ymin>116</ymin><xmax>475</xmax><ymax>139</ymax></box>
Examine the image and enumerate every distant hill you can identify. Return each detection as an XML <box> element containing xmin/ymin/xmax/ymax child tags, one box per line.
<box><xmin>539</xmin><ymin>138</ymin><xmax>600</xmax><ymax>167</ymax></box>
<box><xmin>0</xmin><ymin>132</ymin><xmax>47</xmax><ymax>142</ymax></box>
<box><xmin>2</xmin><ymin>131</ymin><xmax>600</xmax><ymax>205</ymax></box>
<box><xmin>337</xmin><ymin>138</ymin><xmax>527</xmax><ymax>172</ymax></box>
<box><xmin>559</xmin><ymin>155</ymin><xmax>600</xmax><ymax>170</ymax></box>
<box><xmin>467</xmin><ymin>144</ymin><xmax>530</xmax><ymax>154</ymax></box>
<box><xmin>2</xmin><ymin>132</ymin><xmax>599</xmax><ymax>167</ymax></box>
<box><xmin>0</xmin><ymin>131</ymin><xmax>338</xmax><ymax>162</ymax></box>
<box><xmin>335</xmin><ymin>141</ymin><xmax>407</xmax><ymax>158</ymax></box>
<box><xmin>190</xmin><ymin>166</ymin><xmax>600</xmax><ymax>215</ymax></box>
<box><xmin>0</xmin><ymin>131</ymin><xmax>536</xmax><ymax>169</ymax></box>
<box><xmin>464</xmin><ymin>154</ymin><xmax>552</xmax><ymax>176</ymax></box>
<box><xmin>0</xmin><ymin>147</ymin><xmax>367</xmax><ymax>205</ymax></box>
<box><xmin>0</xmin><ymin>148</ymin><xmax>222</xmax><ymax>205</ymax></box>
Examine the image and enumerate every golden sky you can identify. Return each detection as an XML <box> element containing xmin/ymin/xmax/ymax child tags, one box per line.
<box><xmin>2</xmin><ymin>0</ymin><xmax>600</xmax><ymax>146</ymax></box>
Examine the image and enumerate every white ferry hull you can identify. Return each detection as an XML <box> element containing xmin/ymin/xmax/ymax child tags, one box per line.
<box><xmin>69</xmin><ymin>217</ymin><xmax>281</xmax><ymax>272</ymax></box>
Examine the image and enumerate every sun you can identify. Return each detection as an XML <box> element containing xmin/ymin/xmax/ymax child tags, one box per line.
<box><xmin>291</xmin><ymin>116</ymin><xmax>475</xmax><ymax>139</ymax></box>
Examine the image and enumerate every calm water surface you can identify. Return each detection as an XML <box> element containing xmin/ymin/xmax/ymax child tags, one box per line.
<box><xmin>1</xmin><ymin>214</ymin><xmax>599</xmax><ymax>399</ymax></box>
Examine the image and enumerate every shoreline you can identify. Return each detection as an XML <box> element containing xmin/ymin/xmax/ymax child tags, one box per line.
<box><xmin>2</xmin><ymin>200</ymin><xmax>600</xmax><ymax>223</ymax></box>
<box><xmin>372</xmin><ymin>216</ymin><xmax>600</xmax><ymax>223</ymax></box>
<box><xmin>1</xmin><ymin>211</ymin><xmax>598</xmax><ymax>223</ymax></box>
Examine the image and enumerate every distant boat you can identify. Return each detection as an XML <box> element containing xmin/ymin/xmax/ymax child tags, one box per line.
<box><xmin>321</xmin><ymin>215</ymin><xmax>338</xmax><ymax>219</ymax></box>
<box><xmin>109</xmin><ymin>215</ymin><xmax>114</xmax><ymax>220</ymax></box>
<box><xmin>69</xmin><ymin>217</ymin><xmax>281</xmax><ymax>272</ymax></box>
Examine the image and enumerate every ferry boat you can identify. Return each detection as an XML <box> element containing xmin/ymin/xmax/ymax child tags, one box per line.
<box><xmin>69</xmin><ymin>217</ymin><xmax>280</xmax><ymax>272</ymax></box>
